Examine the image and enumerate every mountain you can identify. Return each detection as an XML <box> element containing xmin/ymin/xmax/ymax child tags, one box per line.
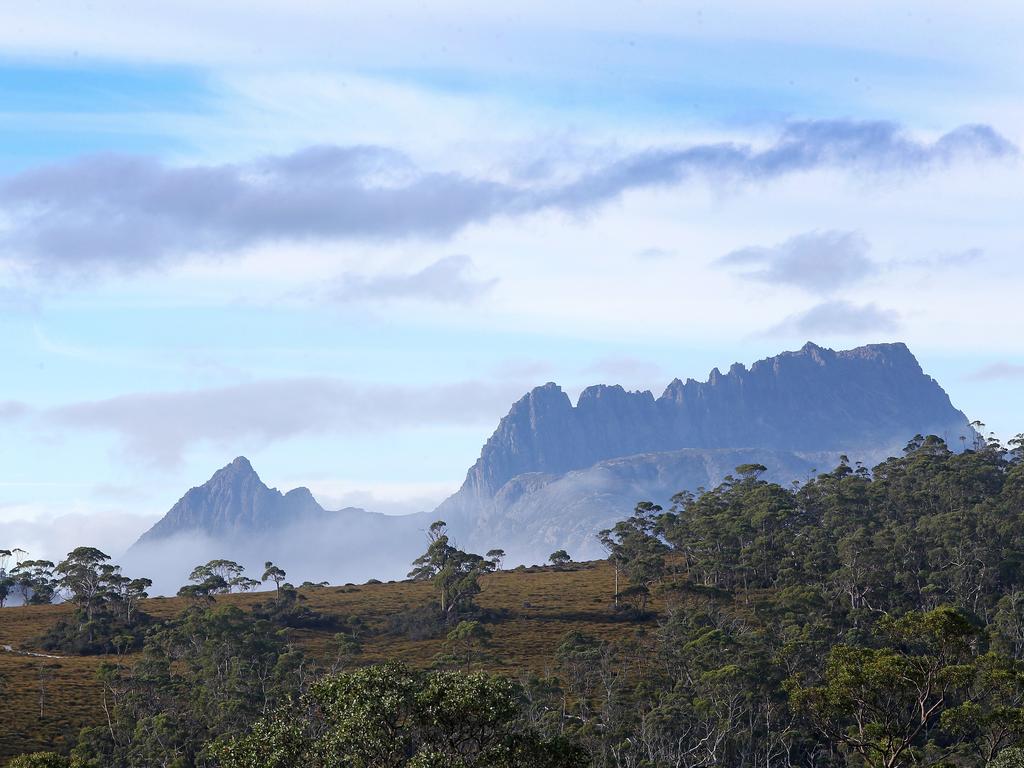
<box><xmin>458</xmin><ymin>342</ymin><xmax>970</xmax><ymax>499</ymax></box>
<box><xmin>436</xmin><ymin>342</ymin><xmax>974</xmax><ymax>559</ymax></box>
<box><xmin>443</xmin><ymin>447</ymin><xmax>837</xmax><ymax>560</ymax></box>
<box><xmin>128</xmin><ymin>341</ymin><xmax>974</xmax><ymax>586</ymax></box>
<box><xmin>127</xmin><ymin>457</ymin><xmax>424</xmax><ymax>594</ymax></box>
<box><xmin>134</xmin><ymin>457</ymin><xmax>332</xmax><ymax>545</ymax></box>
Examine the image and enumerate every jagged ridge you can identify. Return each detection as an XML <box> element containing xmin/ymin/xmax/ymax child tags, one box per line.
<box><xmin>460</xmin><ymin>342</ymin><xmax>972</xmax><ymax>499</ymax></box>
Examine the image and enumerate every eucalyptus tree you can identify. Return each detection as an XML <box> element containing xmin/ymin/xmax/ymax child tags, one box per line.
<box><xmin>408</xmin><ymin>520</ymin><xmax>493</xmax><ymax>620</ymax></box>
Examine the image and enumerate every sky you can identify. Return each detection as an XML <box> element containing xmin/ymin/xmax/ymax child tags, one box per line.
<box><xmin>1</xmin><ymin>1</ymin><xmax>1023</xmax><ymax>563</ymax></box>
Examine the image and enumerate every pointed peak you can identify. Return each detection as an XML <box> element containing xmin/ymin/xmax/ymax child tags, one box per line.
<box><xmin>209</xmin><ymin>456</ymin><xmax>262</xmax><ymax>484</ymax></box>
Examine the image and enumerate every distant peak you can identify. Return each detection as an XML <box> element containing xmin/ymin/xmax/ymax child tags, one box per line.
<box><xmin>209</xmin><ymin>455</ymin><xmax>261</xmax><ymax>484</ymax></box>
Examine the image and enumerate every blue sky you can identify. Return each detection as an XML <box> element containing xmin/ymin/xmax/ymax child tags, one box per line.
<box><xmin>1</xmin><ymin>1</ymin><xmax>1023</xmax><ymax>561</ymax></box>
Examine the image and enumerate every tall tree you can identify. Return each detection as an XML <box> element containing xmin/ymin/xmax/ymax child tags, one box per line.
<box><xmin>408</xmin><ymin>521</ymin><xmax>493</xmax><ymax>620</ymax></box>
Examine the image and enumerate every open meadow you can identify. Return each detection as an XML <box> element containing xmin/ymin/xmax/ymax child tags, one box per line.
<box><xmin>0</xmin><ymin>561</ymin><xmax>641</xmax><ymax>762</ymax></box>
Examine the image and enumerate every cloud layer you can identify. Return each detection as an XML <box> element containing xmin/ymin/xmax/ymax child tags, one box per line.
<box><xmin>4</xmin><ymin>378</ymin><xmax>527</xmax><ymax>466</ymax></box>
<box><xmin>0</xmin><ymin>121</ymin><xmax>1014</xmax><ymax>276</ymax></box>
<box><xmin>767</xmin><ymin>300</ymin><xmax>900</xmax><ymax>336</ymax></box>
<box><xmin>327</xmin><ymin>254</ymin><xmax>496</xmax><ymax>303</ymax></box>
<box><xmin>968</xmin><ymin>362</ymin><xmax>1024</xmax><ymax>381</ymax></box>
<box><xmin>719</xmin><ymin>230</ymin><xmax>874</xmax><ymax>294</ymax></box>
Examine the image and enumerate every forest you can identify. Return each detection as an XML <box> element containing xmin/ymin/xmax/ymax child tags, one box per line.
<box><xmin>2</xmin><ymin>432</ymin><xmax>1024</xmax><ymax>768</ymax></box>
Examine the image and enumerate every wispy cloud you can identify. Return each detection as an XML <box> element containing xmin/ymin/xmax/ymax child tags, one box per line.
<box><xmin>766</xmin><ymin>300</ymin><xmax>900</xmax><ymax>336</ymax></box>
<box><xmin>898</xmin><ymin>247</ymin><xmax>985</xmax><ymax>270</ymax></box>
<box><xmin>0</xmin><ymin>508</ymin><xmax>160</xmax><ymax>565</ymax></box>
<box><xmin>967</xmin><ymin>362</ymin><xmax>1024</xmax><ymax>381</ymax></box>
<box><xmin>718</xmin><ymin>230</ymin><xmax>874</xmax><ymax>294</ymax></box>
<box><xmin>327</xmin><ymin>254</ymin><xmax>496</xmax><ymax>304</ymax></box>
<box><xmin>635</xmin><ymin>247</ymin><xmax>675</xmax><ymax>260</ymax></box>
<box><xmin>27</xmin><ymin>378</ymin><xmax>525</xmax><ymax>467</ymax></box>
<box><xmin>0</xmin><ymin>121</ymin><xmax>1014</xmax><ymax>276</ymax></box>
<box><xmin>0</xmin><ymin>401</ymin><xmax>29</xmax><ymax>420</ymax></box>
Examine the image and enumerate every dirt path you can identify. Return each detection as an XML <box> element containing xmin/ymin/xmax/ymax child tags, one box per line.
<box><xmin>1</xmin><ymin>643</ymin><xmax>63</xmax><ymax>659</ymax></box>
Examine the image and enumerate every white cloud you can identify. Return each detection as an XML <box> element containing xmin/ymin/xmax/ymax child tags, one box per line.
<box><xmin>326</xmin><ymin>255</ymin><xmax>497</xmax><ymax>304</ymax></box>
<box><xmin>31</xmin><ymin>378</ymin><xmax>528</xmax><ymax>466</ymax></box>
<box><xmin>0</xmin><ymin>122</ymin><xmax>1011</xmax><ymax>277</ymax></box>
<box><xmin>968</xmin><ymin>362</ymin><xmax>1024</xmax><ymax>381</ymax></box>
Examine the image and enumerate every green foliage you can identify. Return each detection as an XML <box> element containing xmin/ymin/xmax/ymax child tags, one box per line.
<box><xmin>434</xmin><ymin>619</ymin><xmax>494</xmax><ymax>670</ymax></box>
<box><xmin>10</xmin><ymin>560</ymin><xmax>57</xmax><ymax>604</ymax></box>
<box><xmin>991</xmin><ymin>747</ymin><xmax>1024</xmax><ymax>768</ymax></box>
<box><xmin>68</xmin><ymin>604</ymin><xmax>305</xmax><ymax>768</ymax></box>
<box><xmin>211</xmin><ymin>662</ymin><xmax>587</xmax><ymax>768</ymax></box>
<box><xmin>548</xmin><ymin>550</ymin><xmax>572</xmax><ymax>567</ymax></box>
<box><xmin>180</xmin><ymin>560</ymin><xmax>260</xmax><ymax>599</ymax></box>
<box><xmin>599</xmin><ymin>501</ymin><xmax>668</xmax><ymax>609</ymax></box>
<box><xmin>408</xmin><ymin>521</ymin><xmax>494</xmax><ymax>621</ymax></box>
<box><xmin>790</xmin><ymin>608</ymin><xmax>982</xmax><ymax>767</ymax></box>
<box><xmin>6</xmin><ymin>752</ymin><xmax>72</xmax><ymax>768</ymax></box>
<box><xmin>33</xmin><ymin>547</ymin><xmax>152</xmax><ymax>654</ymax></box>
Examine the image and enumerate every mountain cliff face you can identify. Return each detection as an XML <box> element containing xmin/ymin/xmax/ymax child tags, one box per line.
<box><xmin>135</xmin><ymin>457</ymin><xmax>349</xmax><ymax>545</ymax></box>
<box><xmin>438</xmin><ymin>342</ymin><xmax>973</xmax><ymax>559</ymax></box>
<box><xmin>459</xmin><ymin>342</ymin><xmax>971</xmax><ymax>499</ymax></box>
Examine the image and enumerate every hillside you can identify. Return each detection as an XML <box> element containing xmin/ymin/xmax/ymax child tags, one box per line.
<box><xmin>0</xmin><ymin>562</ymin><xmax>627</xmax><ymax>763</ymax></box>
<box><xmin>3</xmin><ymin>436</ymin><xmax>1024</xmax><ymax>767</ymax></box>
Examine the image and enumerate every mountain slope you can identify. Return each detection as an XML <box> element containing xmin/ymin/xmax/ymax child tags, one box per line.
<box><xmin>443</xmin><ymin>447</ymin><xmax>837</xmax><ymax>560</ymax></box>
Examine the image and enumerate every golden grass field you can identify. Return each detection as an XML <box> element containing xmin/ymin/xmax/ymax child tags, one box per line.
<box><xmin>0</xmin><ymin>562</ymin><xmax>648</xmax><ymax>762</ymax></box>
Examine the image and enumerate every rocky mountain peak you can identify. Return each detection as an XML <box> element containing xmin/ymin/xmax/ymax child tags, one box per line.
<box><xmin>133</xmin><ymin>457</ymin><xmax>329</xmax><ymax>546</ymax></box>
<box><xmin>454</xmin><ymin>342</ymin><xmax>973</xmax><ymax>499</ymax></box>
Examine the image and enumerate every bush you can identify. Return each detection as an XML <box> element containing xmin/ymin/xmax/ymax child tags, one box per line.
<box><xmin>991</xmin><ymin>748</ymin><xmax>1024</xmax><ymax>768</ymax></box>
<box><xmin>37</xmin><ymin>610</ymin><xmax>149</xmax><ymax>655</ymax></box>
<box><xmin>385</xmin><ymin>602</ymin><xmax>448</xmax><ymax>640</ymax></box>
<box><xmin>7</xmin><ymin>752</ymin><xmax>70</xmax><ymax>768</ymax></box>
<box><xmin>212</xmin><ymin>663</ymin><xmax>588</xmax><ymax>768</ymax></box>
<box><xmin>251</xmin><ymin>588</ymin><xmax>339</xmax><ymax>630</ymax></box>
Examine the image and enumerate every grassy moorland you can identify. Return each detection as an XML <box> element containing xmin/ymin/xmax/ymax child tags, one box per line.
<box><xmin>0</xmin><ymin>561</ymin><xmax>635</xmax><ymax>763</ymax></box>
